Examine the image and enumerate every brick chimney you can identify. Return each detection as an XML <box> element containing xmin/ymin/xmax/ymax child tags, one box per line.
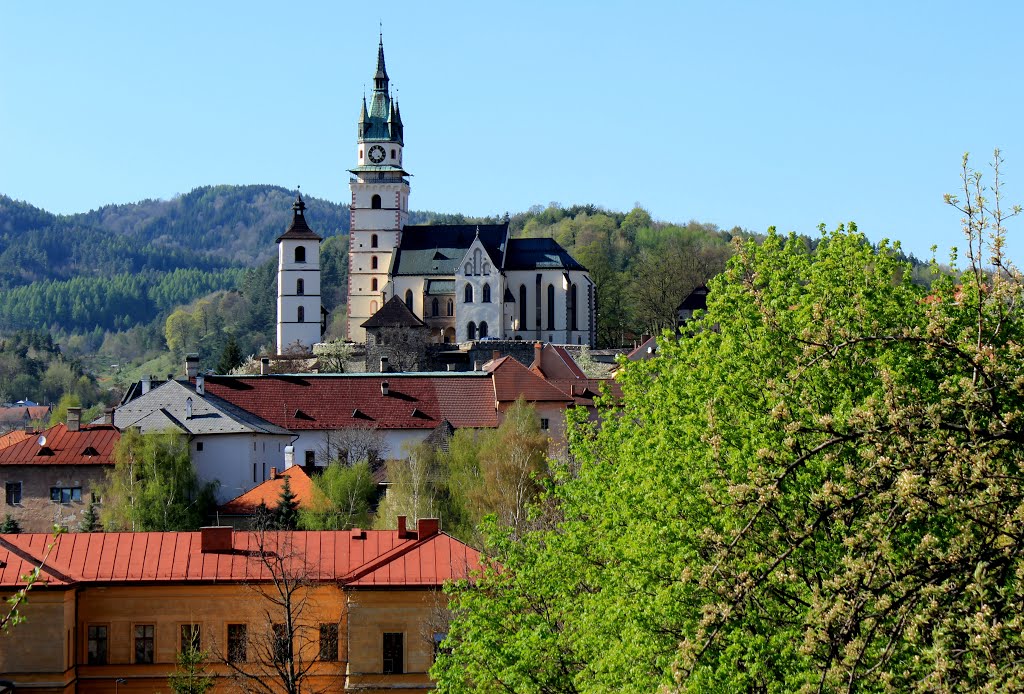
<box><xmin>200</xmin><ymin>526</ymin><xmax>233</xmax><ymax>553</ymax></box>
<box><xmin>380</xmin><ymin>356</ymin><xmax>389</xmax><ymax>372</ymax></box>
<box><xmin>534</xmin><ymin>341</ymin><xmax>542</xmax><ymax>366</ymax></box>
<box><xmin>185</xmin><ymin>354</ymin><xmax>200</xmax><ymax>379</ymax></box>
<box><xmin>492</xmin><ymin>350</ymin><xmax>500</xmax><ymax>361</ymax></box>
<box><xmin>103</xmin><ymin>408</ymin><xmax>114</xmax><ymax>425</ymax></box>
<box><xmin>270</xmin><ymin>467</ymin><xmax>278</xmax><ymax>479</ymax></box>
<box><xmin>397</xmin><ymin>515</ymin><xmax>407</xmax><ymax>538</ymax></box>
<box><xmin>417</xmin><ymin>517</ymin><xmax>439</xmax><ymax>539</ymax></box>
<box><xmin>66</xmin><ymin>407</ymin><xmax>82</xmax><ymax>432</ymax></box>
<box><xmin>260</xmin><ymin>357</ymin><xmax>270</xmax><ymax>375</ymax></box>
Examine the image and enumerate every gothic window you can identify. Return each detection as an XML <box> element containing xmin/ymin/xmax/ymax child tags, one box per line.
<box><xmin>371</xmin><ymin>194</ymin><xmax>382</xmax><ymax>209</ymax></box>
<box><xmin>295</xmin><ymin>246</ymin><xmax>306</xmax><ymax>263</ymax></box>
<box><xmin>569</xmin><ymin>283</ymin><xmax>578</xmax><ymax>331</ymax></box>
<box><xmin>371</xmin><ymin>234</ymin><xmax>379</xmax><ymax>248</ymax></box>
<box><xmin>447</xmin><ymin>299</ymin><xmax>454</xmax><ymax>316</ymax></box>
<box><xmin>467</xmin><ymin>322</ymin><xmax>477</xmax><ymax>340</ymax></box>
<box><xmin>371</xmin><ymin>256</ymin><xmax>378</xmax><ymax>269</ymax></box>
<box><xmin>519</xmin><ymin>285</ymin><xmax>527</xmax><ymax>329</ymax></box>
<box><xmin>432</xmin><ymin>298</ymin><xmax>439</xmax><ymax>317</ymax></box>
<box><xmin>298</xmin><ymin>306</ymin><xmax>305</xmax><ymax>323</ymax></box>
<box><xmin>464</xmin><ymin>284</ymin><xmax>473</xmax><ymax>303</ymax></box>
<box><xmin>482</xmin><ymin>262</ymin><xmax>490</xmax><ymax>275</ymax></box>
<box><xmin>473</xmin><ymin>249</ymin><xmax>482</xmax><ymax>275</ymax></box>
<box><xmin>482</xmin><ymin>283</ymin><xmax>491</xmax><ymax>303</ymax></box>
<box><xmin>547</xmin><ymin>284</ymin><xmax>555</xmax><ymax>330</ymax></box>
<box><xmin>479</xmin><ymin>321</ymin><xmax>488</xmax><ymax>338</ymax></box>
<box><xmin>296</xmin><ymin>278</ymin><xmax>304</xmax><ymax>296</ymax></box>
<box><xmin>371</xmin><ymin>278</ymin><xmax>378</xmax><ymax>291</ymax></box>
<box><xmin>405</xmin><ymin>289</ymin><xmax>413</xmax><ymax>311</ymax></box>
<box><xmin>464</xmin><ymin>263</ymin><xmax>472</xmax><ymax>276</ymax></box>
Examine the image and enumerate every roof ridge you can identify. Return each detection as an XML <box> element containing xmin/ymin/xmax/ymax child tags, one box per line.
<box><xmin>0</xmin><ymin>535</ymin><xmax>76</xmax><ymax>585</ymax></box>
<box><xmin>341</xmin><ymin>531</ymin><xmax>431</xmax><ymax>583</ymax></box>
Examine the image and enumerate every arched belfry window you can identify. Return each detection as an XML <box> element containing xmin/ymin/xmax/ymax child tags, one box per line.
<box><xmin>371</xmin><ymin>234</ymin><xmax>378</xmax><ymax>248</ymax></box>
<box><xmin>294</xmin><ymin>246</ymin><xmax>306</xmax><ymax>263</ymax></box>
<box><xmin>371</xmin><ymin>194</ymin><xmax>382</xmax><ymax>209</ymax></box>
<box><xmin>464</xmin><ymin>284</ymin><xmax>473</xmax><ymax>303</ymax></box>
<box><xmin>447</xmin><ymin>299</ymin><xmax>454</xmax><ymax>316</ymax></box>
<box><xmin>296</xmin><ymin>278</ymin><xmax>305</xmax><ymax>296</ymax></box>
<box><xmin>547</xmin><ymin>284</ymin><xmax>555</xmax><ymax>330</ymax></box>
<box><xmin>297</xmin><ymin>306</ymin><xmax>305</xmax><ymax>323</ymax></box>
<box><xmin>569</xmin><ymin>283</ymin><xmax>578</xmax><ymax>331</ymax></box>
<box><xmin>482</xmin><ymin>283</ymin><xmax>491</xmax><ymax>303</ymax></box>
<box><xmin>467</xmin><ymin>322</ymin><xmax>477</xmax><ymax>340</ymax></box>
<box><xmin>371</xmin><ymin>278</ymin><xmax>378</xmax><ymax>291</ymax></box>
<box><xmin>519</xmin><ymin>285</ymin><xmax>527</xmax><ymax>328</ymax></box>
<box><xmin>432</xmin><ymin>298</ymin><xmax>439</xmax><ymax>316</ymax></box>
<box><xmin>405</xmin><ymin>289</ymin><xmax>413</xmax><ymax>311</ymax></box>
<box><xmin>479</xmin><ymin>321</ymin><xmax>488</xmax><ymax>338</ymax></box>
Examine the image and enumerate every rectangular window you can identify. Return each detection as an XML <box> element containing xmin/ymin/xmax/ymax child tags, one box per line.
<box><xmin>181</xmin><ymin>624</ymin><xmax>201</xmax><ymax>653</ymax></box>
<box><xmin>383</xmin><ymin>632</ymin><xmax>404</xmax><ymax>674</ymax></box>
<box><xmin>87</xmin><ymin>625</ymin><xmax>108</xmax><ymax>665</ymax></box>
<box><xmin>5</xmin><ymin>482</ymin><xmax>21</xmax><ymax>505</ymax></box>
<box><xmin>319</xmin><ymin>623</ymin><xmax>338</xmax><ymax>661</ymax></box>
<box><xmin>273</xmin><ymin>623</ymin><xmax>289</xmax><ymax>663</ymax></box>
<box><xmin>134</xmin><ymin>624</ymin><xmax>155</xmax><ymax>664</ymax></box>
<box><xmin>196</xmin><ymin>442</ymin><xmax>204</xmax><ymax>452</ymax></box>
<box><xmin>227</xmin><ymin>624</ymin><xmax>247</xmax><ymax>663</ymax></box>
<box><xmin>305</xmin><ymin>450</ymin><xmax>315</xmax><ymax>466</ymax></box>
<box><xmin>540</xmin><ymin>418</ymin><xmax>550</xmax><ymax>431</ymax></box>
<box><xmin>49</xmin><ymin>486</ymin><xmax>82</xmax><ymax>504</ymax></box>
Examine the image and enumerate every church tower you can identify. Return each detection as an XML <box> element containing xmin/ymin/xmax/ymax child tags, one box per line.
<box><xmin>347</xmin><ymin>34</ymin><xmax>410</xmax><ymax>342</ymax></box>
<box><xmin>276</xmin><ymin>193</ymin><xmax>323</xmax><ymax>354</ymax></box>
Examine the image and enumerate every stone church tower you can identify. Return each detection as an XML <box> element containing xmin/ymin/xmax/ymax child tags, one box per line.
<box><xmin>347</xmin><ymin>35</ymin><xmax>410</xmax><ymax>342</ymax></box>
<box><xmin>276</xmin><ymin>193</ymin><xmax>323</xmax><ymax>353</ymax></box>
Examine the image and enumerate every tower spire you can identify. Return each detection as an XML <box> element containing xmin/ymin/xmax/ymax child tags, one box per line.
<box><xmin>374</xmin><ymin>31</ymin><xmax>389</xmax><ymax>89</ymax></box>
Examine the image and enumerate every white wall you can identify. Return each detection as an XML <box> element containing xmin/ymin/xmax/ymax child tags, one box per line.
<box><xmin>192</xmin><ymin>433</ymin><xmax>294</xmax><ymax>503</ymax></box>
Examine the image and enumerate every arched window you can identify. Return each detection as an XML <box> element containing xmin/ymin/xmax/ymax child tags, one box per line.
<box><xmin>371</xmin><ymin>194</ymin><xmax>382</xmax><ymax>209</ymax></box>
<box><xmin>371</xmin><ymin>278</ymin><xmax>378</xmax><ymax>291</ymax></box>
<box><xmin>432</xmin><ymin>298</ymin><xmax>439</xmax><ymax>317</ymax></box>
<box><xmin>569</xmin><ymin>283</ymin><xmax>578</xmax><ymax>331</ymax></box>
<box><xmin>371</xmin><ymin>234</ymin><xmax>379</xmax><ymax>248</ymax></box>
<box><xmin>464</xmin><ymin>284</ymin><xmax>473</xmax><ymax>303</ymax></box>
<box><xmin>391</xmin><ymin>149</ymin><xmax>396</xmax><ymax>159</ymax></box>
<box><xmin>519</xmin><ymin>285</ymin><xmax>527</xmax><ymax>329</ymax></box>
<box><xmin>297</xmin><ymin>306</ymin><xmax>305</xmax><ymax>323</ymax></box>
<box><xmin>482</xmin><ymin>283</ymin><xmax>491</xmax><ymax>303</ymax></box>
<box><xmin>296</xmin><ymin>278</ymin><xmax>305</xmax><ymax>296</ymax></box>
<box><xmin>405</xmin><ymin>289</ymin><xmax>413</xmax><ymax>311</ymax></box>
<box><xmin>371</xmin><ymin>256</ymin><xmax>378</xmax><ymax>269</ymax></box>
<box><xmin>447</xmin><ymin>299</ymin><xmax>454</xmax><ymax>316</ymax></box>
<box><xmin>294</xmin><ymin>246</ymin><xmax>306</xmax><ymax>263</ymax></box>
<box><xmin>479</xmin><ymin>321</ymin><xmax>488</xmax><ymax>338</ymax></box>
<box><xmin>467</xmin><ymin>322</ymin><xmax>477</xmax><ymax>340</ymax></box>
<box><xmin>547</xmin><ymin>284</ymin><xmax>555</xmax><ymax>330</ymax></box>
<box><xmin>370</xmin><ymin>300</ymin><xmax>378</xmax><ymax>314</ymax></box>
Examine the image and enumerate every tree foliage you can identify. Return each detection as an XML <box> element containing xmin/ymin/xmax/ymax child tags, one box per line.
<box><xmin>437</xmin><ymin>154</ymin><xmax>1024</xmax><ymax>693</ymax></box>
<box><xmin>299</xmin><ymin>462</ymin><xmax>377</xmax><ymax>530</ymax></box>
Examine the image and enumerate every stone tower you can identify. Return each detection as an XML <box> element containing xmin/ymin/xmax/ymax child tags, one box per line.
<box><xmin>276</xmin><ymin>193</ymin><xmax>323</xmax><ymax>353</ymax></box>
<box><xmin>347</xmin><ymin>34</ymin><xmax>410</xmax><ymax>342</ymax></box>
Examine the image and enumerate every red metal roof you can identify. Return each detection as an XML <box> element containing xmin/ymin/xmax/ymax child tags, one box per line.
<box><xmin>484</xmin><ymin>357</ymin><xmax>573</xmax><ymax>403</ymax></box>
<box><xmin>0</xmin><ymin>423</ymin><xmax>119</xmax><ymax>466</ymax></box>
<box><xmin>201</xmin><ymin>374</ymin><xmax>499</xmax><ymax>430</ymax></box>
<box><xmin>0</xmin><ymin>526</ymin><xmax>480</xmax><ymax>588</ymax></box>
<box><xmin>219</xmin><ymin>465</ymin><xmax>316</xmax><ymax>515</ymax></box>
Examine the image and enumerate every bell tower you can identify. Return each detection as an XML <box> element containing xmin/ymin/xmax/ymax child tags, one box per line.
<box><xmin>347</xmin><ymin>34</ymin><xmax>410</xmax><ymax>342</ymax></box>
<box><xmin>276</xmin><ymin>193</ymin><xmax>323</xmax><ymax>354</ymax></box>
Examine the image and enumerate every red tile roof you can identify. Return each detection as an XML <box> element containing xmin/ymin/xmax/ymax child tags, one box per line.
<box><xmin>484</xmin><ymin>357</ymin><xmax>572</xmax><ymax>404</ymax></box>
<box><xmin>530</xmin><ymin>344</ymin><xmax>587</xmax><ymax>380</ymax></box>
<box><xmin>0</xmin><ymin>526</ymin><xmax>479</xmax><ymax>588</ymax></box>
<box><xmin>0</xmin><ymin>424</ymin><xmax>119</xmax><ymax>466</ymax></box>
<box><xmin>201</xmin><ymin>374</ymin><xmax>499</xmax><ymax>430</ymax></box>
<box><xmin>219</xmin><ymin>465</ymin><xmax>316</xmax><ymax>515</ymax></box>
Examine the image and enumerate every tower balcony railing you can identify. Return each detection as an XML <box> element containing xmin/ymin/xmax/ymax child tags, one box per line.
<box><xmin>350</xmin><ymin>176</ymin><xmax>408</xmax><ymax>185</ymax></box>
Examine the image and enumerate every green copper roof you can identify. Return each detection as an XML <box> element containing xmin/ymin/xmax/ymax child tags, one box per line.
<box><xmin>359</xmin><ymin>37</ymin><xmax>403</xmax><ymax>144</ymax></box>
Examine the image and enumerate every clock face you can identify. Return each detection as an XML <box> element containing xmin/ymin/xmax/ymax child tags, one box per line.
<box><xmin>368</xmin><ymin>145</ymin><xmax>386</xmax><ymax>164</ymax></box>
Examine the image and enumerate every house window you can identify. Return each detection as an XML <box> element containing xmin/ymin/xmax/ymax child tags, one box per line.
<box><xmin>482</xmin><ymin>283</ymin><xmax>491</xmax><ymax>303</ymax></box>
<box><xmin>87</xmin><ymin>625</ymin><xmax>108</xmax><ymax>665</ymax></box>
<box><xmin>297</xmin><ymin>278</ymin><xmax>305</xmax><ymax>296</ymax></box>
<box><xmin>479</xmin><ymin>321</ymin><xmax>488</xmax><ymax>338</ymax></box>
<box><xmin>227</xmin><ymin>624</ymin><xmax>247</xmax><ymax>663</ymax></box>
<box><xmin>432</xmin><ymin>298</ymin><xmax>439</xmax><ymax>317</ymax></box>
<box><xmin>273</xmin><ymin>623</ymin><xmax>290</xmax><ymax>663</ymax></box>
<box><xmin>5</xmin><ymin>482</ymin><xmax>21</xmax><ymax>505</ymax></box>
<box><xmin>295</xmin><ymin>246</ymin><xmax>306</xmax><ymax>263</ymax></box>
<box><xmin>371</xmin><ymin>194</ymin><xmax>382</xmax><ymax>209</ymax></box>
<box><xmin>319</xmin><ymin>623</ymin><xmax>339</xmax><ymax>661</ymax></box>
<box><xmin>371</xmin><ymin>234</ymin><xmax>378</xmax><ymax>248</ymax></box>
<box><xmin>383</xmin><ymin>632</ymin><xmax>404</xmax><ymax>674</ymax></box>
<box><xmin>135</xmin><ymin>624</ymin><xmax>155</xmax><ymax>664</ymax></box>
<box><xmin>447</xmin><ymin>299</ymin><xmax>454</xmax><ymax>316</ymax></box>
<box><xmin>464</xmin><ymin>284</ymin><xmax>473</xmax><ymax>303</ymax></box>
<box><xmin>547</xmin><ymin>284</ymin><xmax>556</xmax><ymax>330</ymax></box>
<box><xmin>371</xmin><ymin>255</ymin><xmax>378</xmax><ymax>269</ymax></box>
<box><xmin>181</xmin><ymin>624</ymin><xmax>201</xmax><ymax>653</ymax></box>
<box><xmin>196</xmin><ymin>442</ymin><xmax>203</xmax><ymax>452</ymax></box>
<box><xmin>540</xmin><ymin>418</ymin><xmax>550</xmax><ymax>431</ymax></box>
<box><xmin>50</xmin><ymin>487</ymin><xmax>82</xmax><ymax>504</ymax></box>
<box><xmin>467</xmin><ymin>322</ymin><xmax>477</xmax><ymax>340</ymax></box>
<box><xmin>305</xmin><ymin>450</ymin><xmax>316</xmax><ymax>466</ymax></box>
<box><xmin>405</xmin><ymin>289</ymin><xmax>413</xmax><ymax>311</ymax></box>
<box><xmin>298</xmin><ymin>306</ymin><xmax>305</xmax><ymax>323</ymax></box>
<box><xmin>519</xmin><ymin>285</ymin><xmax>527</xmax><ymax>329</ymax></box>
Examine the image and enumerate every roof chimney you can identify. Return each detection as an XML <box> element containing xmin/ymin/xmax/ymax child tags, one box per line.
<box><xmin>200</xmin><ymin>526</ymin><xmax>233</xmax><ymax>553</ymax></box>
<box><xmin>284</xmin><ymin>445</ymin><xmax>294</xmax><ymax>469</ymax></box>
<box><xmin>270</xmin><ymin>466</ymin><xmax>278</xmax><ymax>479</ymax></box>
<box><xmin>492</xmin><ymin>350</ymin><xmax>500</xmax><ymax>361</ymax></box>
<box><xmin>185</xmin><ymin>354</ymin><xmax>200</xmax><ymax>379</ymax></box>
<box><xmin>534</xmin><ymin>341</ymin><xmax>542</xmax><ymax>367</ymax></box>
<box><xmin>103</xmin><ymin>408</ymin><xmax>114</xmax><ymax>426</ymax></box>
<box><xmin>447</xmin><ymin>363</ymin><xmax>456</xmax><ymax>371</ymax></box>
<box><xmin>380</xmin><ymin>356</ymin><xmax>389</xmax><ymax>372</ymax></box>
<box><xmin>417</xmin><ymin>517</ymin><xmax>439</xmax><ymax>539</ymax></box>
<box><xmin>397</xmin><ymin>515</ymin><xmax>407</xmax><ymax>538</ymax></box>
<box><xmin>474</xmin><ymin>360</ymin><xmax>481</xmax><ymax>371</ymax></box>
<box><xmin>66</xmin><ymin>407</ymin><xmax>82</xmax><ymax>432</ymax></box>
<box><xmin>141</xmin><ymin>374</ymin><xmax>151</xmax><ymax>395</ymax></box>
<box><xmin>196</xmin><ymin>374</ymin><xmax>205</xmax><ymax>396</ymax></box>
<box><xmin>381</xmin><ymin>380</ymin><xmax>389</xmax><ymax>396</ymax></box>
<box><xmin>260</xmin><ymin>357</ymin><xmax>271</xmax><ymax>375</ymax></box>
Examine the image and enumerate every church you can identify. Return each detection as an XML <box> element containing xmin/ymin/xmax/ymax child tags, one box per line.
<box><xmin>277</xmin><ymin>36</ymin><xmax>595</xmax><ymax>353</ymax></box>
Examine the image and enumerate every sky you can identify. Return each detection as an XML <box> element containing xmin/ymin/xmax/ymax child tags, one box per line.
<box><xmin>2</xmin><ymin>1</ymin><xmax>1022</xmax><ymax>264</ymax></box>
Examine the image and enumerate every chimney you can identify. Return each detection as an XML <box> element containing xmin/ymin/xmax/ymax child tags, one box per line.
<box><xmin>380</xmin><ymin>356</ymin><xmax>389</xmax><ymax>372</ymax></box>
<box><xmin>141</xmin><ymin>374</ymin><xmax>151</xmax><ymax>395</ymax></box>
<box><xmin>23</xmin><ymin>422</ymin><xmax>34</xmax><ymax>434</ymax></box>
<box><xmin>270</xmin><ymin>466</ymin><xmax>278</xmax><ymax>479</ymax></box>
<box><xmin>534</xmin><ymin>341</ymin><xmax>542</xmax><ymax>366</ymax></box>
<box><xmin>397</xmin><ymin>515</ymin><xmax>407</xmax><ymax>538</ymax></box>
<box><xmin>417</xmin><ymin>517</ymin><xmax>439</xmax><ymax>539</ymax></box>
<box><xmin>474</xmin><ymin>360</ymin><xmax>481</xmax><ymax>371</ymax></box>
<box><xmin>381</xmin><ymin>380</ymin><xmax>389</xmax><ymax>396</ymax></box>
<box><xmin>447</xmin><ymin>363</ymin><xmax>456</xmax><ymax>372</ymax></box>
<box><xmin>260</xmin><ymin>357</ymin><xmax>271</xmax><ymax>375</ymax></box>
<box><xmin>196</xmin><ymin>374</ymin><xmax>205</xmax><ymax>396</ymax></box>
<box><xmin>185</xmin><ymin>354</ymin><xmax>200</xmax><ymax>379</ymax></box>
<box><xmin>492</xmin><ymin>350</ymin><xmax>500</xmax><ymax>361</ymax></box>
<box><xmin>284</xmin><ymin>446</ymin><xmax>295</xmax><ymax>469</ymax></box>
<box><xmin>200</xmin><ymin>526</ymin><xmax>233</xmax><ymax>553</ymax></box>
<box><xmin>103</xmin><ymin>408</ymin><xmax>114</xmax><ymax>426</ymax></box>
<box><xmin>66</xmin><ymin>407</ymin><xmax>82</xmax><ymax>432</ymax></box>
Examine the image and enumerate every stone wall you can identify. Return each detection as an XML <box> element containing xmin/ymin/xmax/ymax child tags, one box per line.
<box><xmin>1</xmin><ymin>464</ymin><xmax>108</xmax><ymax>532</ymax></box>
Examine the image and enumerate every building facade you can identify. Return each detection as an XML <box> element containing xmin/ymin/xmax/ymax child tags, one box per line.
<box><xmin>276</xmin><ymin>194</ymin><xmax>324</xmax><ymax>354</ymax></box>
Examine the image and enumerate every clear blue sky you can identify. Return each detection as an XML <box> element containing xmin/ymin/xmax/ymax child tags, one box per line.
<box><xmin>2</xmin><ymin>1</ymin><xmax>1022</xmax><ymax>263</ymax></box>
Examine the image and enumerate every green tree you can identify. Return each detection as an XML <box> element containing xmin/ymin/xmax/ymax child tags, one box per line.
<box><xmin>274</xmin><ymin>476</ymin><xmax>299</xmax><ymax>530</ymax></box>
<box><xmin>216</xmin><ymin>334</ymin><xmax>243</xmax><ymax>374</ymax></box>
<box><xmin>0</xmin><ymin>514</ymin><xmax>21</xmax><ymax>534</ymax></box>
<box><xmin>299</xmin><ymin>462</ymin><xmax>377</xmax><ymax>530</ymax></box>
<box><xmin>374</xmin><ymin>443</ymin><xmax>444</xmax><ymax>529</ymax></box>
<box><xmin>48</xmin><ymin>392</ymin><xmax>81</xmax><ymax>426</ymax></box>
<box><xmin>99</xmin><ymin>429</ymin><xmax>217</xmax><ymax>531</ymax></box>
<box><xmin>78</xmin><ymin>501</ymin><xmax>100</xmax><ymax>532</ymax></box>
<box><xmin>168</xmin><ymin>634</ymin><xmax>214</xmax><ymax>694</ymax></box>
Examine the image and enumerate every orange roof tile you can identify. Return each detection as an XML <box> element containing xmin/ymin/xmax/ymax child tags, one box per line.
<box><xmin>484</xmin><ymin>356</ymin><xmax>573</xmax><ymax>403</ymax></box>
<box><xmin>0</xmin><ymin>424</ymin><xmax>119</xmax><ymax>466</ymax></box>
<box><xmin>219</xmin><ymin>465</ymin><xmax>315</xmax><ymax>515</ymax></box>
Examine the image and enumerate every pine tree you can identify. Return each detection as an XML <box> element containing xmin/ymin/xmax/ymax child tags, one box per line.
<box><xmin>216</xmin><ymin>335</ymin><xmax>243</xmax><ymax>374</ymax></box>
<box><xmin>78</xmin><ymin>502</ymin><xmax>100</xmax><ymax>532</ymax></box>
<box><xmin>1</xmin><ymin>514</ymin><xmax>22</xmax><ymax>534</ymax></box>
<box><xmin>252</xmin><ymin>500</ymin><xmax>275</xmax><ymax>531</ymax></box>
<box><xmin>274</xmin><ymin>477</ymin><xmax>299</xmax><ymax>530</ymax></box>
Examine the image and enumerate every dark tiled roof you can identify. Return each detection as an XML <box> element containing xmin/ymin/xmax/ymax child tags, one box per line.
<box><xmin>276</xmin><ymin>195</ymin><xmax>323</xmax><ymax>242</ymax></box>
<box><xmin>423</xmin><ymin>419</ymin><xmax>456</xmax><ymax>453</ymax></box>
<box><xmin>426</xmin><ymin>279</ymin><xmax>455</xmax><ymax>295</ymax></box>
<box><xmin>361</xmin><ymin>295</ymin><xmax>427</xmax><ymax>329</ymax></box>
<box><xmin>677</xmin><ymin>285</ymin><xmax>709</xmax><ymax>311</ymax></box>
<box><xmin>484</xmin><ymin>357</ymin><xmax>572</xmax><ymax>403</ymax></box>
<box><xmin>391</xmin><ymin>224</ymin><xmax>509</xmax><ymax>276</ymax></box>
<box><xmin>504</xmin><ymin>237</ymin><xmax>587</xmax><ymax>271</ymax></box>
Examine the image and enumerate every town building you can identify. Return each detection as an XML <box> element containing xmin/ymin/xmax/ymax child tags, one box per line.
<box><xmin>0</xmin><ymin>520</ymin><xmax>479</xmax><ymax>693</ymax></box>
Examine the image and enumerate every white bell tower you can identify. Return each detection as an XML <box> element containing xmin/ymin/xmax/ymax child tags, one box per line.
<box><xmin>276</xmin><ymin>193</ymin><xmax>323</xmax><ymax>354</ymax></box>
<box><xmin>347</xmin><ymin>34</ymin><xmax>410</xmax><ymax>342</ymax></box>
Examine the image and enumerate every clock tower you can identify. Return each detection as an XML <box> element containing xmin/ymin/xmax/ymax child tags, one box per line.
<box><xmin>347</xmin><ymin>34</ymin><xmax>410</xmax><ymax>342</ymax></box>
